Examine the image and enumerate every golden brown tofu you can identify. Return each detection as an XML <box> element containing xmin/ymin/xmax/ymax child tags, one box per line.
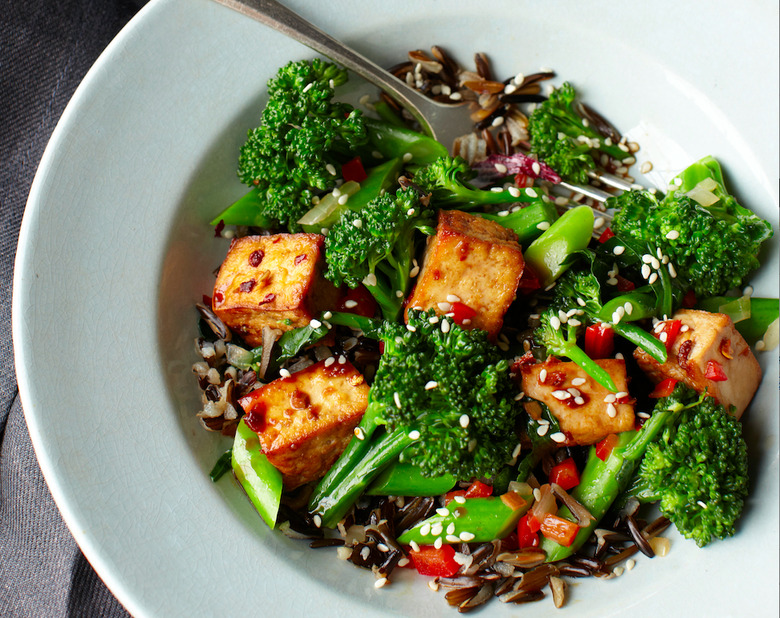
<box><xmin>212</xmin><ymin>234</ymin><xmax>339</xmax><ymax>346</ymax></box>
<box><xmin>238</xmin><ymin>359</ymin><xmax>369</xmax><ymax>489</ymax></box>
<box><xmin>405</xmin><ymin>209</ymin><xmax>525</xmax><ymax>339</ymax></box>
<box><xmin>520</xmin><ymin>358</ymin><xmax>634</xmax><ymax>445</ymax></box>
<box><xmin>634</xmin><ymin>309</ymin><xmax>761</xmax><ymax>418</ymax></box>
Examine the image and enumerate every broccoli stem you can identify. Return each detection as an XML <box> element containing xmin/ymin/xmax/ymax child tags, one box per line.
<box><xmin>541</xmin><ymin>404</ymin><xmax>677</xmax><ymax>561</ymax></box>
<box><xmin>479</xmin><ymin>200</ymin><xmax>559</xmax><ymax>247</ymax></box>
<box><xmin>311</xmin><ymin>426</ymin><xmax>413</xmax><ymax>528</ymax></box>
<box><xmin>364</xmin><ymin>118</ymin><xmax>448</xmax><ymax>165</ymax></box>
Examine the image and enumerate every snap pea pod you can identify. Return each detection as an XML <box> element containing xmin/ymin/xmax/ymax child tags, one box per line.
<box><xmin>210</xmin><ymin>187</ymin><xmax>276</xmax><ymax>228</ymax></box>
<box><xmin>523</xmin><ymin>205</ymin><xmax>595</xmax><ymax>288</ymax></box>
<box><xmin>232</xmin><ymin>419</ymin><xmax>283</xmax><ymax>529</ymax></box>
<box><xmin>397</xmin><ymin>489</ymin><xmax>534</xmax><ymax>546</ymax></box>
<box><xmin>366</xmin><ymin>461</ymin><xmax>456</xmax><ymax>497</ymax></box>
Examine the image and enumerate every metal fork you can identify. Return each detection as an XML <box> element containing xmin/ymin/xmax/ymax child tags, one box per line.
<box><xmin>212</xmin><ymin>0</ymin><xmax>632</xmax><ymax>203</ymax></box>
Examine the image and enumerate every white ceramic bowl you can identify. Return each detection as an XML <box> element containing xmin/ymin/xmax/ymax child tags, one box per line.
<box><xmin>13</xmin><ymin>0</ymin><xmax>779</xmax><ymax>616</ymax></box>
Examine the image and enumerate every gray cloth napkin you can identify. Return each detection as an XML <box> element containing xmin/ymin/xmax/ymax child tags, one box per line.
<box><xmin>1</xmin><ymin>1</ymin><xmax>144</xmax><ymax>615</ymax></box>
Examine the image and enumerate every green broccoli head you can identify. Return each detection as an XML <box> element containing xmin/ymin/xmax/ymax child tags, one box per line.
<box><xmin>237</xmin><ymin>59</ymin><xmax>369</xmax><ymax>230</ymax></box>
<box><xmin>369</xmin><ymin>310</ymin><xmax>523</xmax><ymax>481</ymax></box>
<box><xmin>611</xmin><ymin>157</ymin><xmax>774</xmax><ymax>298</ymax></box>
<box><xmin>636</xmin><ymin>384</ymin><xmax>749</xmax><ymax>547</ymax></box>
<box><xmin>324</xmin><ymin>187</ymin><xmax>434</xmax><ymax>320</ymax></box>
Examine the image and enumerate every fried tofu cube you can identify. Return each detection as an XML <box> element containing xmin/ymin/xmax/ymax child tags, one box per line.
<box><xmin>406</xmin><ymin>209</ymin><xmax>524</xmax><ymax>339</ymax></box>
<box><xmin>520</xmin><ymin>358</ymin><xmax>634</xmax><ymax>445</ymax></box>
<box><xmin>634</xmin><ymin>309</ymin><xmax>761</xmax><ymax>418</ymax></box>
<box><xmin>237</xmin><ymin>359</ymin><xmax>369</xmax><ymax>489</ymax></box>
<box><xmin>212</xmin><ymin>234</ymin><xmax>339</xmax><ymax>346</ymax></box>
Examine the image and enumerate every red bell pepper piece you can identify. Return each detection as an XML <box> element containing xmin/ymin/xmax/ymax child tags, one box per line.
<box><xmin>615</xmin><ymin>275</ymin><xmax>636</xmax><ymax>292</ymax></box>
<box><xmin>516</xmin><ymin>514</ymin><xmax>540</xmax><ymax>548</ymax></box>
<box><xmin>705</xmin><ymin>360</ymin><xmax>728</xmax><ymax>381</ymax></box>
<box><xmin>450</xmin><ymin>301</ymin><xmax>477</xmax><ymax>326</ymax></box>
<box><xmin>682</xmin><ymin>290</ymin><xmax>697</xmax><ymax>308</ymax></box>
<box><xmin>340</xmin><ymin>156</ymin><xmax>368</xmax><ymax>183</ymax></box>
<box><xmin>514</xmin><ymin>172</ymin><xmax>531</xmax><ymax>188</ymax></box>
<box><xmin>595</xmin><ymin>433</ymin><xmax>619</xmax><ymax>462</ymax></box>
<box><xmin>540</xmin><ymin>514</ymin><xmax>580</xmax><ymax>547</ymax></box>
<box><xmin>598</xmin><ymin>227</ymin><xmax>615</xmax><ymax>243</ymax></box>
<box><xmin>649</xmin><ymin>378</ymin><xmax>678</xmax><ymax>398</ymax></box>
<box><xmin>549</xmin><ymin>457</ymin><xmax>581</xmax><ymax>491</ymax></box>
<box><xmin>656</xmin><ymin>319</ymin><xmax>682</xmax><ymax>353</ymax></box>
<box><xmin>526</xmin><ymin>512</ymin><xmax>542</xmax><ymax>533</ymax></box>
<box><xmin>517</xmin><ymin>264</ymin><xmax>541</xmax><ymax>293</ymax></box>
<box><xmin>406</xmin><ymin>545</ymin><xmax>461</xmax><ymax>577</ymax></box>
<box><xmin>584</xmin><ymin>323</ymin><xmax>614</xmax><ymax>359</ymax></box>
<box><xmin>444</xmin><ymin>479</ymin><xmax>493</xmax><ymax>505</ymax></box>
<box><xmin>336</xmin><ymin>284</ymin><xmax>377</xmax><ymax>318</ymax></box>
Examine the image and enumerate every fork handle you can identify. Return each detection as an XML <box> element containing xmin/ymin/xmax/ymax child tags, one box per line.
<box><xmin>213</xmin><ymin>0</ymin><xmax>435</xmax><ymax>134</ymax></box>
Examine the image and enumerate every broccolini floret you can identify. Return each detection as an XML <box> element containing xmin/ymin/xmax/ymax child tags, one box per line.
<box><xmin>610</xmin><ymin>156</ymin><xmax>773</xmax><ymax>298</ymax></box>
<box><xmin>527</xmin><ymin>82</ymin><xmax>632</xmax><ymax>184</ymax></box>
<box><xmin>411</xmin><ymin>155</ymin><xmax>535</xmax><ymax>209</ymax></box>
<box><xmin>308</xmin><ymin>309</ymin><xmax>524</xmax><ymax>527</ymax></box>
<box><xmin>237</xmin><ymin>59</ymin><xmax>369</xmax><ymax>230</ymax></box>
<box><xmin>323</xmin><ymin>187</ymin><xmax>434</xmax><ymax>321</ymax></box>
<box><xmin>627</xmin><ymin>384</ymin><xmax>749</xmax><ymax>547</ymax></box>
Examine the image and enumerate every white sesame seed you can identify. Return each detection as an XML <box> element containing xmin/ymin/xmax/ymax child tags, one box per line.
<box><xmin>354</xmin><ymin>427</ymin><xmax>365</xmax><ymax>440</ymax></box>
<box><xmin>326</xmin><ymin>163</ymin><xmax>337</xmax><ymax>176</ymax></box>
<box><xmin>279</xmin><ymin>368</ymin><xmax>291</xmax><ymax>378</ymax></box>
<box><xmin>574</xmin><ymin>396</ymin><xmax>585</xmax><ymax>405</ymax></box>
<box><xmin>410</xmin><ymin>540</ymin><xmax>421</xmax><ymax>552</ymax></box>
<box><xmin>568</xmin><ymin>319</ymin><xmax>582</xmax><ymax>327</ymax></box>
<box><xmin>606</xmin><ymin>277</ymin><xmax>618</xmax><ymax>286</ymax></box>
<box><xmin>613</xmin><ymin>245</ymin><xmax>625</xmax><ymax>255</ymax></box>
<box><xmin>665</xmin><ymin>230</ymin><xmax>680</xmax><ymax>240</ymax></box>
<box><xmin>352</xmin><ymin>218</ymin><xmax>363</xmax><ymax>228</ymax></box>
<box><xmin>659</xmin><ymin>331</ymin><xmax>668</xmax><ymax>343</ymax></box>
<box><xmin>555</xmin><ymin>196</ymin><xmax>570</xmax><ymax>206</ymax></box>
<box><xmin>626</xmin><ymin>558</ymin><xmax>636</xmax><ymax>571</ymax></box>
<box><xmin>324</xmin><ymin>357</ymin><xmax>335</xmax><ymax>368</ymax></box>
<box><xmin>514</xmin><ymin>391</ymin><xmax>525</xmax><ymax>401</ymax></box>
<box><xmin>441</xmin><ymin>319</ymin><xmax>450</xmax><ymax>333</ymax></box>
<box><xmin>638</xmin><ymin>412</ymin><xmax>650</xmax><ymax>419</ymax></box>
<box><xmin>642</xmin><ymin>254</ymin><xmax>654</xmax><ymax>264</ymax></box>
<box><xmin>613</xmin><ymin>566</ymin><xmax>625</xmax><ymax>577</ymax></box>
<box><xmin>436</xmin><ymin>507</ymin><xmax>450</xmax><ymax>517</ymax></box>
<box><xmin>606</xmin><ymin>403</ymin><xmax>617</xmax><ymax>418</ymax></box>
<box><xmin>550</xmin><ymin>432</ymin><xmax>566</xmax><ymax>443</ymax></box>
<box><xmin>571</xmin><ymin>377</ymin><xmax>586</xmax><ymax>387</ymax></box>
<box><xmin>344</xmin><ymin>299</ymin><xmax>358</xmax><ymax>308</ymax></box>
<box><xmin>494</xmin><ymin>163</ymin><xmax>508</xmax><ymax>174</ymax></box>
<box><xmin>507</xmin><ymin>186</ymin><xmax>521</xmax><ymax>198</ymax></box>
<box><xmin>756</xmin><ymin>340</ymin><xmax>767</xmax><ymax>351</ymax></box>
<box><xmin>454</xmin><ymin>495</ymin><xmax>467</xmax><ymax>504</ymax></box>
<box><xmin>648</xmin><ymin>272</ymin><xmax>659</xmax><ymax>284</ymax></box>
<box><xmin>424</xmin><ymin>381</ymin><xmax>438</xmax><ymax>391</ymax></box>
<box><xmin>420</xmin><ymin>523</ymin><xmax>431</xmax><ymax>536</ymax></box>
<box><xmin>539</xmin><ymin>369</ymin><xmax>548</xmax><ymax>383</ymax></box>
<box><xmin>427</xmin><ymin>580</ymin><xmax>439</xmax><ymax>592</ymax></box>
<box><xmin>524</xmin><ymin>187</ymin><xmax>538</xmax><ymax>199</ymax></box>
<box><xmin>536</xmin><ymin>424</ymin><xmax>549</xmax><ymax>437</ymax></box>
<box><xmin>567</xmin><ymin>388</ymin><xmax>581</xmax><ymax>397</ymax></box>
<box><xmin>604</xmin><ymin>394</ymin><xmax>617</xmax><ymax>403</ymax></box>
<box><xmin>363</xmin><ymin>273</ymin><xmax>377</xmax><ymax>287</ymax></box>
<box><xmin>612</xmin><ymin>311</ymin><xmax>622</xmax><ymax>325</ymax></box>
<box><xmin>377</xmin><ymin>543</ymin><xmax>390</xmax><ymax>553</ymax></box>
<box><xmin>667</xmin><ymin>262</ymin><xmax>677</xmax><ymax>278</ymax></box>
<box><xmin>446</xmin><ymin>523</ymin><xmax>456</xmax><ymax>535</ymax></box>
<box><xmin>594</xmin><ymin>217</ymin><xmax>606</xmax><ymax>230</ymax></box>
<box><xmin>446</xmin><ymin>294</ymin><xmax>461</xmax><ymax>303</ymax></box>
<box><xmin>402</xmin><ymin>152</ymin><xmax>413</xmax><ymax>162</ymax></box>
<box><xmin>459</xmin><ymin>414</ymin><xmax>470</xmax><ymax>428</ymax></box>
<box><xmin>536</xmin><ymin>221</ymin><xmax>551</xmax><ymax>231</ymax></box>
<box><xmin>374</xmin><ymin>577</ymin><xmax>388</xmax><ymax>589</ymax></box>
<box><xmin>577</xmin><ymin>297</ymin><xmax>587</xmax><ymax>307</ymax></box>
<box><xmin>437</xmin><ymin>302</ymin><xmax>452</xmax><ymax>312</ymax></box>
<box><xmin>459</xmin><ymin>531</ymin><xmax>476</xmax><ymax>542</ymax></box>
<box><xmin>406</xmin><ymin>324</ymin><xmax>416</xmax><ymax>332</ymax></box>
<box><xmin>552</xmin><ymin>390</ymin><xmax>571</xmax><ymax>401</ymax></box>
<box><xmin>615</xmin><ymin>352</ymin><xmax>624</xmax><ymax>360</ymax></box>
<box><xmin>550</xmin><ymin>316</ymin><xmax>561</xmax><ymax>330</ymax></box>
<box><xmin>338</xmin><ymin>355</ymin><xmax>346</xmax><ymax>364</ymax></box>
<box><xmin>338</xmin><ymin>194</ymin><xmax>349</xmax><ymax>205</ymax></box>
<box><xmin>650</xmin><ymin>257</ymin><xmax>660</xmax><ymax>270</ymax></box>
<box><xmin>615</xmin><ymin>391</ymin><xmax>628</xmax><ymax>399</ymax></box>
<box><xmin>533</xmin><ymin>488</ymin><xmax>542</xmax><ymax>501</ymax></box>
<box><xmin>697</xmin><ymin>500</ymin><xmax>708</xmax><ymax>509</ymax></box>
<box><xmin>408</xmin><ymin>430</ymin><xmax>421</xmax><ymax>440</ymax></box>
<box><xmin>433</xmin><ymin>537</ymin><xmax>443</xmax><ymax>549</ymax></box>
<box><xmin>641</xmin><ymin>264</ymin><xmax>652</xmax><ymax>279</ymax></box>
<box><xmin>431</xmin><ymin>524</ymin><xmax>443</xmax><ymax>537</ymax></box>
<box><xmin>680</xmin><ymin>324</ymin><xmax>690</xmax><ymax>332</ymax></box>
<box><xmin>309</xmin><ymin>319</ymin><xmax>322</xmax><ymax>329</ymax></box>
<box><xmin>446</xmin><ymin>535</ymin><xmax>461</xmax><ymax>543</ymax></box>
<box><xmin>624</xmin><ymin>301</ymin><xmax>633</xmax><ymax>315</ymax></box>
